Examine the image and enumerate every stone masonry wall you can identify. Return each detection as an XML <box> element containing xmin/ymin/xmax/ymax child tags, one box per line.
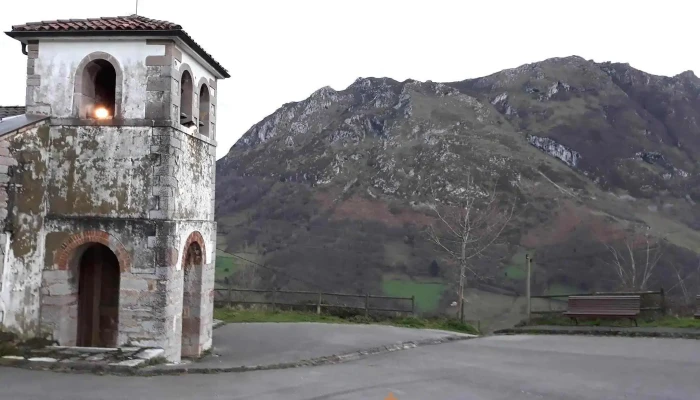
<box><xmin>0</xmin><ymin>137</ymin><xmax>15</xmax><ymax>323</ymax></box>
<box><xmin>4</xmin><ymin>37</ymin><xmax>219</xmax><ymax>363</ymax></box>
<box><xmin>0</xmin><ymin>120</ymin><xmax>48</xmax><ymax>334</ymax></box>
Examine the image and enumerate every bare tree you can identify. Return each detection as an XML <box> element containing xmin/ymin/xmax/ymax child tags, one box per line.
<box><xmin>667</xmin><ymin>256</ymin><xmax>700</xmax><ymax>308</ymax></box>
<box><xmin>426</xmin><ymin>174</ymin><xmax>515</xmax><ymax>321</ymax></box>
<box><xmin>604</xmin><ymin>229</ymin><xmax>665</xmax><ymax>291</ymax></box>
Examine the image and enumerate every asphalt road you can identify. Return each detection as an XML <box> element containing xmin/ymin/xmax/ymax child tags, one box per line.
<box><xmin>2</xmin><ymin>334</ymin><xmax>698</xmax><ymax>400</ymax></box>
<box><xmin>185</xmin><ymin>322</ymin><xmax>470</xmax><ymax>369</ymax></box>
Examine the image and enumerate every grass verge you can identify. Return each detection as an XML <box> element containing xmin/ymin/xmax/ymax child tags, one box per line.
<box><xmin>527</xmin><ymin>314</ymin><xmax>700</xmax><ymax>329</ymax></box>
<box><xmin>214</xmin><ymin>308</ymin><xmax>478</xmax><ymax>335</ymax></box>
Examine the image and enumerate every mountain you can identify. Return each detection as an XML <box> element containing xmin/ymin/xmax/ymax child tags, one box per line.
<box><xmin>215</xmin><ymin>56</ymin><xmax>700</xmax><ymax>326</ymax></box>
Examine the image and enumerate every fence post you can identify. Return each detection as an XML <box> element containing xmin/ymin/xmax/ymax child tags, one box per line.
<box><xmin>526</xmin><ymin>254</ymin><xmax>532</xmax><ymax>323</ymax></box>
<box><xmin>272</xmin><ymin>287</ymin><xmax>277</xmax><ymax>312</ymax></box>
<box><xmin>228</xmin><ymin>281</ymin><xmax>233</xmax><ymax>308</ymax></box>
<box><xmin>364</xmin><ymin>293</ymin><xmax>369</xmax><ymax>317</ymax></box>
<box><xmin>317</xmin><ymin>292</ymin><xmax>322</xmax><ymax>315</ymax></box>
<box><xmin>411</xmin><ymin>295</ymin><xmax>415</xmax><ymax>316</ymax></box>
<box><xmin>660</xmin><ymin>287</ymin><xmax>666</xmax><ymax>315</ymax></box>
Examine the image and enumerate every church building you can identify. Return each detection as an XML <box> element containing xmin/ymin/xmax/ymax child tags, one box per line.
<box><xmin>0</xmin><ymin>14</ymin><xmax>229</xmax><ymax>362</ymax></box>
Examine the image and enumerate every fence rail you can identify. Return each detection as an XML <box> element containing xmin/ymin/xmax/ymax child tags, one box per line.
<box><xmin>529</xmin><ymin>289</ymin><xmax>666</xmax><ymax>316</ymax></box>
<box><xmin>214</xmin><ymin>286</ymin><xmax>416</xmax><ymax>316</ymax></box>
<box><xmin>531</xmin><ymin>290</ymin><xmax>663</xmax><ymax>299</ymax></box>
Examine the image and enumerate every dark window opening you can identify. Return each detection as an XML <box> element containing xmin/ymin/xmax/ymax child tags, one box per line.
<box><xmin>199</xmin><ymin>85</ymin><xmax>210</xmax><ymax>136</ymax></box>
<box><xmin>180</xmin><ymin>71</ymin><xmax>194</xmax><ymax>127</ymax></box>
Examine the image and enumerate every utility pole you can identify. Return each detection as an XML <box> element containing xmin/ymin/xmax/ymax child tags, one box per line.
<box><xmin>135</xmin><ymin>0</ymin><xmax>139</xmax><ymax>15</ymax></box>
<box><xmin>526</xmin><ymin>253</ymin><xmax>532</xmax><ymax>323</ymax></box>
<box><xmin>458</xmin><ymin>260</ymin><xmax>465</xmax><ymax>323</ymax></box>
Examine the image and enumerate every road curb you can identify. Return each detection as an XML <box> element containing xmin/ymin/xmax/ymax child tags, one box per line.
<box><xmin>0</xmin><ymin>334</ymin><xmax>475</xmax><ymax>376</ymax></box>
<box><xmin>495</xmin><ymin>327</ymin><xmax>700</xmax><ymax>339</ymax></box>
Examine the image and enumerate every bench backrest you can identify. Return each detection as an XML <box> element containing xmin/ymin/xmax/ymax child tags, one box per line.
<box><xmin>567</xmin><ymin>295</ymin><xmax>641</xmax><ymax>312</ymax></box>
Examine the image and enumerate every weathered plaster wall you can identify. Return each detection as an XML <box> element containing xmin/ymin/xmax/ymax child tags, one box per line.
<box><xmin>174</xmin><ymin>131</ymin><xmax>216</xmax><ymax>221</ymax></box>
<box><xmin>0</xmin><ymin>122</ymin><xmax>50</xmax><ymax>334</ymax></box>
<box><xmin>30</xmin><ymin>40</ymin><xmax>165</xmax><ymax>118</ymax></box>
<box><xmin>0</xmin><ymin>135</ymin><xmax>17</xmax><ymax>326</ymax></box>
<box><xmin>46</xmin><ymin>126</ymin><xmax>153</xmax><ymax>218</ymax></box>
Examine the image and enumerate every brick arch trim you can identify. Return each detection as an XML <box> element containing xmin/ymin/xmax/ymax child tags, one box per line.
<box><xmin>55</xmin><ymin>230</ymin><xmax>131</xmax><ymax>273</ymax></box>
<box><xmin>181</xmin><ymin>231</ymin><xmax>207</xmax><ymax>267</ymax></box>
<box><xmin>196</xmin><ymin>77</ymin><xmax>210</xmax><ymax>94</ymax></box>
<box><xmin>72</xmin><ymin>51</ymin><xmax>124</xmax><ymax>118</ymax></box>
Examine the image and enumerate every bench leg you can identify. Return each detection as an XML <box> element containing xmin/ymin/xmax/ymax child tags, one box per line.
<box><xmin>572</xmin><ymin>318</ymin><xmax>578</xmax><ymax>326</ymax></box>
<box><xmin>632</xmin><ymin>318</ymin><xmax>638</xmax><ymax>327</ymax></box>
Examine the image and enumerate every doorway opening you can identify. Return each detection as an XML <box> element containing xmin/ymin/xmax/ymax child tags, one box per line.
<box><xmin>181</xmin><ymin>241</ymin><xmax>203</xmax><ymax>357</ymax></box>
<box><xmin>77</xmin><ymin>244</ymin><xmax>120</xmax><ymax>347</ymax></box>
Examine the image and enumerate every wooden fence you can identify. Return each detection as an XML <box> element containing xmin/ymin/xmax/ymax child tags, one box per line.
<box><xmin>529</xmin><ymin>289</ymin><xmax>666</xmax><ymax>316</ymax></box>
<box><xmin>214</xmin><ymin>286</ymin><xmax>416</xmax><ymax>316</ymax></box>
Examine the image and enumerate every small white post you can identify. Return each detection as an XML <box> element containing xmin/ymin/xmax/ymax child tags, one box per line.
<box><xmin>526</xmin><ymin>254</ymin><xmax>532</xmax><ymax>323</ymax></box>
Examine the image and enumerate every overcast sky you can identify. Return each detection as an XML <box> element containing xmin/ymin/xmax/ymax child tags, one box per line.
<box><xmin>0</xmin><ymin>0</ymin><xmax>696</xmax><ymax>159</ymax></box>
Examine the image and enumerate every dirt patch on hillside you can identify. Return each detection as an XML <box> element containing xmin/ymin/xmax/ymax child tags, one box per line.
<box><xmin>315</xmin><ymin>192</ymin><xmax>434</xmax><ymax>228</ymax></box>
<box><xmin>521</xmin><ymin>202</ymin><xmax>626</xmax><ymax>248</ymax></box>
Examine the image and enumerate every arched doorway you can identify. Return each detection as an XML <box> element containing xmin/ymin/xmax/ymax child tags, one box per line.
<box><xmin>77</xmin><ymin>244</ymin><xmax>120</xmax><ymax>347</ymax></box>
<box><xmin>181</xmin><ymin>241</ymin><xmax>203</xmax><ymax>357</ymax></box>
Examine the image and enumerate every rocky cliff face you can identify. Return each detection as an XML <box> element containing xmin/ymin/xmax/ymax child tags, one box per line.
<box><xmin>216</xmin><ymin>56</ymin><xmax>700</xmax><ymax>317</ymax></box>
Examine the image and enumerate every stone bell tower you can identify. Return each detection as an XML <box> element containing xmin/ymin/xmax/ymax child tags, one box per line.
<box><xmin>2</xmin><ymin>15</ymin><xmax>229</xmax><ymax>362</ymax></box>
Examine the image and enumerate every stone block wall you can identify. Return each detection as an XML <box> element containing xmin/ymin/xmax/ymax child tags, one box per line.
<box><xmin>0</xmin><ymin>120</ymin><xmax>48</xmax><ymax>334</ymax></box>
<box><xmin>3</xmin><ymin>37</ymin><xmax>219</xmax><ymax>363</ymax></box>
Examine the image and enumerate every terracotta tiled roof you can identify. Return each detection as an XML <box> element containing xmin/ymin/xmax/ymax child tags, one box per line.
<box><xmin>7</xmin><ymin>15</ymin><xmax>229</xmax><ymax>78</ymax></box>
<box><xmin>11</xmin><ymin>15</ymin><xmax>181</xmax><ymax>32</ymax></box>
<box><xmin>0</xmin><ymin>106</ymin><xmax>25</xmax><ymax>120</ymax></box>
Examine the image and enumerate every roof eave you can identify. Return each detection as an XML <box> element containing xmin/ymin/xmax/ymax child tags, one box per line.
<box><xmin>5</xmin><ymin>29</ymin><xmax>230</xmax><ymax>79</ymax></box>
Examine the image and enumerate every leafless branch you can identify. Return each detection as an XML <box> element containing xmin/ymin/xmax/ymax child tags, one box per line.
<box><xmin>605</xmin><ymin>228</ymin><xmax>665</xmax><ymax>291</ymax></box>
<box><xmin>425</xmin><ymin>173</ymin><xmax>516</xmax><ymax>317</ymax></box>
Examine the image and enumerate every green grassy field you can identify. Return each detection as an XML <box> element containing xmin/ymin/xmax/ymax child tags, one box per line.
<box><xmin>503</xmin><ymin>249</ymin><xmax>532</xmax><ymax>281</ymax></box>
<box><xmin>544</xmin><ymin>283</ymin><xmax>579</xmax><ymax>296</ymax></box>
<box><xmin>382</xmin><ymin>279</ymin><xmax>446</xmax><ymax>313</ymax></box>
<box><xmin>504</xmin><ymin>265</ymin><xmax>526</xmax><ymax>280</ymax></box>
<box><xmin>213</xmin><ymin>308</ymin><xmax>478</xmax><ymax>334</ymax></box>
<box><xmin>215</xmin><ymin>250</ymin><xmax>238</xmax><ymax>280</ymax></box>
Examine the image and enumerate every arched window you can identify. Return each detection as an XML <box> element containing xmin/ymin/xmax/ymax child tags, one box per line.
<box><xmin>199</xmin><ymin>84</ymin><xmax>210</xmax><ymax>137</ymax></box>
<box><xmin>80</xmin><ymin>59</ymin><xmax>116</xmax><ymax>119</ymax></box>
<box><xmin>180</xmin><ymin>70</ymin><xmax>194</xmax><ymax>127</ymax></box>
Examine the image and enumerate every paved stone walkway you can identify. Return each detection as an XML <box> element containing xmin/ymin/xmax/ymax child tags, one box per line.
<box><xmin>0</xmin><ymin>345</ymin><xmax>165</xmax><ymax>370</ymax></box>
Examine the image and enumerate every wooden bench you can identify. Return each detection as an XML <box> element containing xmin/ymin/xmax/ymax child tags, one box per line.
<box><xmin>564</xmin><ymin>295</ymin><xmax>642</xmax><ymax>326</ymax></box>
<box><xmin>695</xmin><ymin>295</ymin><xmax>700</xmax><ymax>319</ymax></box>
